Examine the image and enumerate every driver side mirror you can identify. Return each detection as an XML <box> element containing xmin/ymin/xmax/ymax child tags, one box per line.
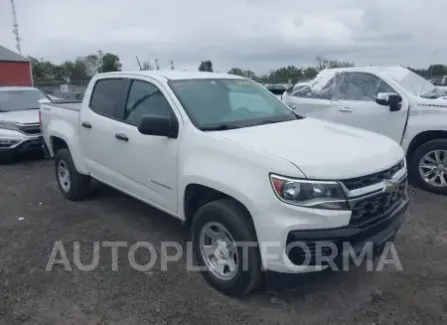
<box><xmin>376</xmin><ymin>92</ymin><xmax>402</xmax><ymax>111</ymax></box>
<box><xmin>138</xmin><ymin>115</ymin><xmax>179</xmax><ymax>138</ymax></box>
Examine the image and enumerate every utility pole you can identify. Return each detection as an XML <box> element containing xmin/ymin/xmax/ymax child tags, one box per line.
<box><xmin>97</xmin><ymin>50</ymin><xmax>103</xmax><ymax>73</ymax></box>
<box><xmin>10</xmin><ymin>0</ymin><xmax>22</xmax><ymax>54</ymax></box>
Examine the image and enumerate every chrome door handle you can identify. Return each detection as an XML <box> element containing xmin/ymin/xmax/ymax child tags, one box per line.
<box><xmin>338</xmin><ymin>107</ymin><xmax>353</xmax><ymax>113</ymax></box>
<box><xmin>115</xmin><ymin>133</ymin><xmax>129</xmax><ymax>142</ymax></box>
<box><xmin>81</xmin><ymin>121</ymin><xmax>92</xmax><ymax>128</ymax></box>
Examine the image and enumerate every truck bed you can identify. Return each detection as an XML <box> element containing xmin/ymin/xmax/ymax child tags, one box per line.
<box><xmin>40</xmin><ymin>100</ymin><xmax>82</xmax><ymax>158</ymax></box>
<box><xmin>44</xmin><ymin>100</ymin><xmax>82</xmax><ymax>111</ymax></box>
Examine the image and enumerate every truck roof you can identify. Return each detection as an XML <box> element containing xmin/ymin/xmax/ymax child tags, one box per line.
<box><xmin>321</xmin><ymin>65</ymin><xmax>408</xmax><ymax>75</ymax></box>
<box><xmin>314</xmin><ymin>66</ymin><xmax>419</xmax><ymax>87</ymax></box>
<box><xmin>96</xmin><ymin>70</ymin><xmax>245</xmax><ymax>81</ymax></box>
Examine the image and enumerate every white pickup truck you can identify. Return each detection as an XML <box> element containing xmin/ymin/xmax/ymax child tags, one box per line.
<box><xmin>283</xmin><ymin>66</ymin><xmax>447</xmax><ymax>195</ymax></box>
<box><xmin>40</xmin><ymin>70</ymin><xmax>409</xmax><ymax>296</ymax></box>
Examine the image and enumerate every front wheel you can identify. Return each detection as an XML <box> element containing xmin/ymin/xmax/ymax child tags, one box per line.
<box><xmin>191</xmin><ymin>199</ymin><xmax>263</xmax><ymax>296</ymax></box>
<box><xmin>409</xmin><ymin>139</ymin><xmax>447</xmax><ymax>195</ymax></box>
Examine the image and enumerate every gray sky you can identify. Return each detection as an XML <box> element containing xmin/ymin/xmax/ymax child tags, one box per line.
<box><xmin>0</xmin><ymin>0</ymin><xmax>446</xmax><ymax>73</ymax></box>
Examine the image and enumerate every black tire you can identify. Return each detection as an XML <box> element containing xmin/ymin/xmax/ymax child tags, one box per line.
<box><xmin>191</xmin><ymin>199</ymin><xmax>263</xmax><ymax>296</ymax></box>
<box><xmin>409</xmin><ymin>139</ymin><xmax>447</xmax><ymax>195</ymax></box>
<box><xmin>54</xmin><ymin>148</ymin><xmax>91</xmax><ymax>200</ymax></box>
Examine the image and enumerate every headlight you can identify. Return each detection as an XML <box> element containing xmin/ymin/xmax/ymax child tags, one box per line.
<box><xmin>270</xmin><ymin>174</ymin><xmax>349</xmax><ymax>210</ymax></box>
<box><xmin>0</xmin><ymin>139</ymin><xmax>20</xmax><ymax>147</ymax></box>
<box><xmin>0</xmin><ymin>121</ymin><xmax>19</xmax><ymax>131</ymax></box>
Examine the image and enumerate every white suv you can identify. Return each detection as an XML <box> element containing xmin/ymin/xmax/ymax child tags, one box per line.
<box><xmin>0</xmin><ymin>87</ymin><xmax>47</xmax><ymax>162</ymax></box>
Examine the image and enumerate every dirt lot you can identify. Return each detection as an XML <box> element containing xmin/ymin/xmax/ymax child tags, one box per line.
<box><xmin>0</xmin><ymin>157</ymin><xmax>446</xmax><ymax>325</ymax></box>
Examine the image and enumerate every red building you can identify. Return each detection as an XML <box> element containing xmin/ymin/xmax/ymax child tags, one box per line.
<box><xmin>0</xmin><ymin>45</ymin><xmax>33</xmax><ymax>87</ymax></box>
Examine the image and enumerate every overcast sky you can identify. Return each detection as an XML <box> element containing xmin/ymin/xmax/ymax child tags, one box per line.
<box><xmin>0</xmin><ymin>0</ymin><xmax>446</xmax><ymax>73</ymax></box>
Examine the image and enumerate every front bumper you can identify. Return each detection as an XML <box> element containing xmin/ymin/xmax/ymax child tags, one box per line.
<box><xmin>0</xmin><ymin>136</ymin><xmax>45</xmax><ymax>156</ymax></box>
<box><xmin>259</xmin><ymin>195</ymin><xmax>409</xmax><ymax>273</ymax></box>
<box><xmin>286</xmin><ymin>196</ymin><xmax>408</xmax><ymax>268</ymax></box>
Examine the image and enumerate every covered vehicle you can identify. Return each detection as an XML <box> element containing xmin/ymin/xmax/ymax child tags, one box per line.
<box><xmin>264</xmin><ymin>84</ymin><xmax>287</xmax><ymax>99</ymax></box>
<box><xmin>283</xmin><ymin>66</ymin><xmax>447</xmax><ymax>194</ymax></box>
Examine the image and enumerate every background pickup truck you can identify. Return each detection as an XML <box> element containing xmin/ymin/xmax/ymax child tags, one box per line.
<box><xmin>41</xmin><ymin>70</ymin><xmax>408</xmax><ymax>296</ymax></box>
<box><xmin>283</xmin><ymin>66</ymin><xmax>447</xmax><ymax>195</ymax></box>
<box><xmin>431</xmin><ymin>75</ymin><xmax>447</xmax><ymax>92</ymax></box>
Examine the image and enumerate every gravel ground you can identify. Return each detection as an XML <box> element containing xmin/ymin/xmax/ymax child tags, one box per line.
<box><xmin>0</xmin><ymin>157</ymin><xmax>446</xmax><ymax>325</ymax></box>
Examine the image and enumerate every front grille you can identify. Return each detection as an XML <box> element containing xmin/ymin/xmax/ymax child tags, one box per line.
<box><xmin>18</xmin><ymin>123</ymin><xmax>41</xmax><ymax>135</ymax></box>
<box><xmin>350</xmin><ymin>179</ymin><xmax>407</xmax><ymax>227</ymax></box>
<box><xmin>342</xmin><ymin>160</ymin><xmax>405</xmax><ymax>190</ymax></box>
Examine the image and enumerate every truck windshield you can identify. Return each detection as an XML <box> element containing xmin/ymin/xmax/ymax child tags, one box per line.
<box><xmin>0</xmin><ymin>89</ymin><xmax>48</xmax><ymax>112</ymax></box>
<box><xmin>168</xmin><ymin>78</ymin><xmax>300</xmax><ymax>130</ymax></box>
<box><xmin>387</xmin><ymin>68</ymin><xmax>436</xmax><ymax>97</ymax></box>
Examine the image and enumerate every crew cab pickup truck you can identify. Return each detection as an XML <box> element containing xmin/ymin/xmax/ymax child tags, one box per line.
<box><xmin>40</xmin><ymin>71</ymin><xmax>409</xmax><ymax>296</ymax></box>
<box><xmin>283</xmin><ymin>66</ymin><xmax>447</xmax><ymax>194</ymax></box>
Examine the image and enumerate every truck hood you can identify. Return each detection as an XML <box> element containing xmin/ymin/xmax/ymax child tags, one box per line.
<box><xmin>209</xmin><ymin>118</ymin><xmax>404</xmax><ymax>180</ymax></box>
<box><xmin>0</xmin><ymin>110</ymin><xmax>39</xmax><ymax>124</ymax></box>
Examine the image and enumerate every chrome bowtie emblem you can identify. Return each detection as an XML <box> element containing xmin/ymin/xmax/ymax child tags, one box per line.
<box><xmin>383</xmin><ymin>178</ymin><xmax>399</xmax><ymax>194</ymax></box>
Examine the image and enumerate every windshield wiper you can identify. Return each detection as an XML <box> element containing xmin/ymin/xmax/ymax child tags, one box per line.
<box><xmin>249</xmin><ymin>116</ymin><xmax>303</xmax><ymax>127</ymax></box>
<box><xmin>250</xmin><ymin>120</ymin><xmax>282</xmax><ymax>126</ymax></box>
<box><xmin>201</xmin><ymin>124</ymin><xmax>241</xmax><ymax>131</ymax></box>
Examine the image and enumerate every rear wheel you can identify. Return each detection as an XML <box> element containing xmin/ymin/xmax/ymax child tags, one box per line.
<box><xmin>54</xmin><ymin>149</ymin><xmax>91</xmax><ymax>200</ymax></box>
<box><xmin>409</xmin><ymin>139</ymin><xmax>447</xmax><ymax>195</ymax></box>
<box><xmin>191</xmin><ymin>199</ymin><xmax>262</xmax><ymax>296</ymax></box>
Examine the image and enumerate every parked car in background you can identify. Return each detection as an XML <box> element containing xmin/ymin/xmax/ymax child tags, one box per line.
<box><xmin>283</xmin><ymin>66</ymin><xmax>447</xmax><ymax>194</ymax></box>
<box><xmin>63</xmin><ymin>92</ymin><xmax>84</xmax><ymax>101</ymax></box>
<box><xmin>284</xmin><ymin>81</ymin><xmax>312</xmax><ymax>100</ymax></box>
<box><xmin>0</xmin><ymin>87</ymin><xmax>48</xmax><ymax>162</ymax></box>
<box><xmin>265</xmin><ymin>84</ymin><xmax>287</xmax><ymax>99</ymax></box>
<box><xmin>431</xmin><ymin>75</ymin><xmax>447</xmax><ymax>92</ymax></box>
<box><xmin>41</xmin><ymin>71</ymin><xmax>408</xmax><ymax>296</ymax></box>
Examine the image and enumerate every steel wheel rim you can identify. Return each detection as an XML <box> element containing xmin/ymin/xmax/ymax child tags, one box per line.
<box><xmin>418</xmin><ymin>150</ymin><xmax>447</xmax><ymax>187</ymax></box>
<box><xmin>57</xmin><ymin>160</ymin><xmax>71</xmax><ymax>192</ymax></box>
<box><xmin>199</xmin><ymin>222</ymin><xmax>239</xmax><ymax>281</ymax></box>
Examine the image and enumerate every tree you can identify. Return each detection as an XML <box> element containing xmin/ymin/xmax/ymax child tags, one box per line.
<box><xmin>101</xmin><ymin>53</ymin><xmax>122</xmax><ymax>72</ymax></box>
<box><xmin>141</xmin><ymin>60</ymin><xmax>153</xmax><ymax>70</ymax></box>
<box><xmin>198</xmin><ymin>60</ymin><xmax>213</xmax><ymax>72</ymax></box>
<box><xmin>29</xmin><ymin>56</ymin><xmax>62</xmax><ymax>82</ymax></box>
<box><xmin>67</xmin><ymin>57</ymin><xmax>89</xmax><ymax>82</ymax></box>
<box><xmin>316</xmin><ymin>56</ymin><xmax>354</xmax><ymax>71</ymax></box>
<box><xmin>228</xmin><ymin>68</ymin><xmax>244</xmax><ymax>76</ymax></box>
<box><xmin>302</xmin><ymin>66</ymin><xmax>318</xmax><ymax>79</ymax></box>
<box><xmin>84</xmin><ymin>54</ymin><xmax>101</xmax><ymax>76</ymax></box>
<box><xmin>428</xmin><ymin>64</ymin><xmax>447</xmax><ymax>77</ymax></box>
<box><xmin>228</xmin><ymin>68</ymin><xmax>256</xmax><ymax>79</ymax></box>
